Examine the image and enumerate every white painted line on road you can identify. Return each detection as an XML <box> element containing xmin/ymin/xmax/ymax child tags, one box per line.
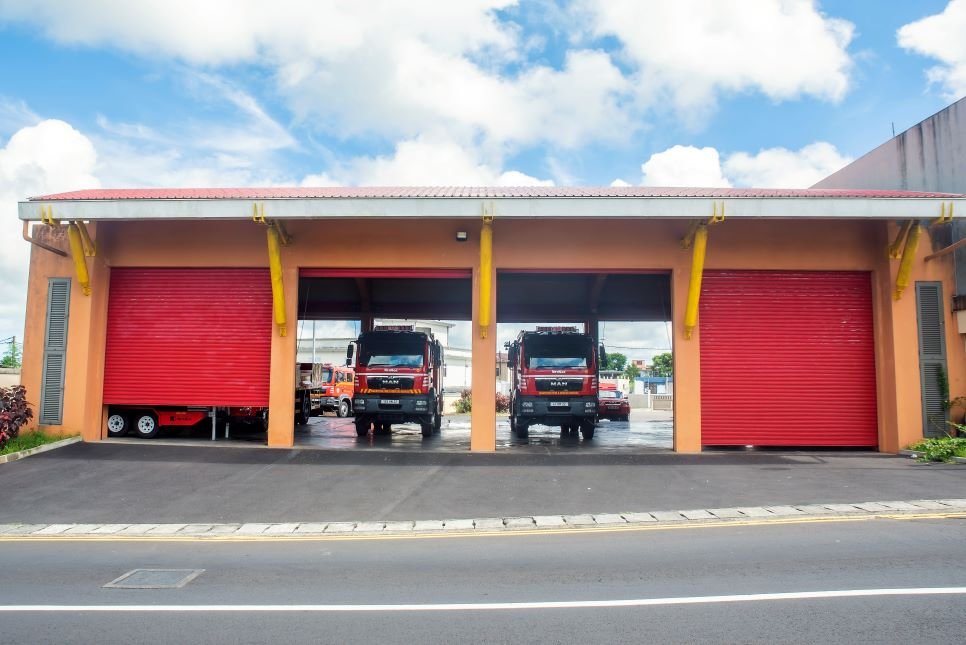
<box><xmin>2</xmin><ymin>587</ymin><xmax>965</xmax><ymax>612</ymax></box>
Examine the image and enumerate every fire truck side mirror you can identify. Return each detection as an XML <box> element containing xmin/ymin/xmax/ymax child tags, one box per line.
<box><xmin>599</xmin><ymin>344</ymin><xmax>606</xmax><ymax>360</ymax></box>
<box><xmin>345</xmin><ymin>344</ymin><xmax>354</xmax><ymax>367</ymax></box>
<box><xmin>507</xmin><ymin>344</ymin><xmax>517</xmax><ymax>364</ymax></box>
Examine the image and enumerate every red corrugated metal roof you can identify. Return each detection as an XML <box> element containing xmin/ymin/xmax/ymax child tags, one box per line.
<box><xmin>28</xmin><ymin>186</ymin><xmax>966</xmax><ymax>201</ymax></box>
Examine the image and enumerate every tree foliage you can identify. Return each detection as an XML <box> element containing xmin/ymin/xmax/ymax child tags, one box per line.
<box><xmin>0</xmin><ymin>339</ymin><xmax>21</xmax><ymax>369</ymax></box>
<box><xmin>650</xmin><ymin>352</ymin><xmax>673</xmax><ymax>377</ymax></box>
<box><xmin>602</xmin><ymin>351</ymin><xmax>627</xmax><ymax>371</ymax></box>
<box><xmin>624</xmin><ymin>364</ymin><xmax>641</xmax><ymax>380</ymax></box>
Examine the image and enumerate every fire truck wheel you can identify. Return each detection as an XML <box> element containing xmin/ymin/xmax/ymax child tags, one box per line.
<box><xmin>421</xmin><ymin>410</ymin><xmax>436</xmax><ymax>437</ymax></box>
<box><xmin>433</xmin><ymin>407</ymin><xmax>442</xmax><ymax>432</ymax></box>
<box><xmin>107</xmin><ymin>413</ymin><xmax>129</xmax><ymax>437</ymax></box>
<box><xmin>355</xmin><ymin>418</ymin><xmax>370</xmax><ymax>436</ymax></box>
<box><xmin>579</xmin><ymin>422</ymin><xmax>595</xmax><ymax>440</ymax></box>
<box><xmin>375</xmin><ymin>422</ymin><xmax>392</xmax><ymax>436</ymax></box>
<box><xmin>517</xmin><ymin>420</ymin><xmax>529</xmax><ymax>437</ymax></box>
<box><xmin>295</xmin><ymin>395</ymin><xmax>310</xmax><ymax>426</ymax></box>
<box><xmin>337</xmin><ymin>400</ymin><xmax>350</xmax><ymax>418</ymax></box>
<box><xmin>133</xmin><ymin>412</ymin><xmax>160</xmax><ymax>439</ymax></box>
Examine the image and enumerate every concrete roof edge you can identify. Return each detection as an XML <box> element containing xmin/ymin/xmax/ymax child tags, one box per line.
<box><xmin>18</xmin><ymin>195</ymin><xmax>966</xmax><ymax>222</ymax></box>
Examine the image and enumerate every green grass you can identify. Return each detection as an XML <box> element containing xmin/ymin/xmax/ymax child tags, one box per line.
<box><xmin>0</xmin><ymin>430</ymin><xmax>75</xmax><ymax>456</ymax></box>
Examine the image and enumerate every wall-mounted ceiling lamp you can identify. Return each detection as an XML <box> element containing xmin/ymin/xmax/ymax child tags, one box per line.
<box><xmin>455</xmin><ymin>231</ymin><xmax>468</xmax><ymax>242</ymax></box>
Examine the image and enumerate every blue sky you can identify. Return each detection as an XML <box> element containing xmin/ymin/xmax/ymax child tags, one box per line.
<box><xmin>2</xmin><ymin>0</ymin><xmax>966</xmax><ymax>347</ymax></box>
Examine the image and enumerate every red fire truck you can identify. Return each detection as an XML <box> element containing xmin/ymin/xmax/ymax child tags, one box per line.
<box><xmin>312</xmin><ymin>363</ymin><xmax>355</xmax><ymax>418</ymax></box>
<box><xmin>507</xmin><ymin>326</ymin><xmax>602</xmax><ymax>440</ymax></box>
<box><xmin>349</xmin><ymin>325</ymin><xmax>444</xmax><ymax>438</ymax></box>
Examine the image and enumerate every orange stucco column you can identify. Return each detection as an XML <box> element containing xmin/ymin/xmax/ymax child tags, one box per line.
<box><xmin>267</xmin><ymin>264</ymin><xmax>298</xmax><ymax>447</ymax></box>
<box><xmin>470</xmin><ymin>259</ymin><xmax>497</xmax><ymax>452</ymax></box>
<box><xmin>22</xmin><ymin>223</ymin><xmax>106</xmax><ymax>440</ymax></box>
<box><xmin>671</xmin><ymin>265</ymin><xmax>701</xmax><ymax>452</ymax></box>
<box><xmin>80</xmin><ymin>243</ymin><xmax>110</xmax><ymax>441</ymax></box>
<box><xmin>874</xmin><ymin>220</ymin><xmax>966</xmax><ymax>452</ymax></box>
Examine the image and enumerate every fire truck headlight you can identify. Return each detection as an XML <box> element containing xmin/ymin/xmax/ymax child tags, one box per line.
<box><xmin>585</xmin><ymin>402</ymin><xmax>596</xmax><ymax>409</ymax></box>
<box><xmin>415</xmin><ymin>399</ymin><xmax>428</xmax><ymax>407</ymax></box>
<box><xmin>353</xmin><ymin>399</ymin><xmax>365</xmax><ymax>408</ymax></box>
<box><xmin>521</xmin><ymin>400</ymin><xmax>534</xmax><ymax>410</ymax></box>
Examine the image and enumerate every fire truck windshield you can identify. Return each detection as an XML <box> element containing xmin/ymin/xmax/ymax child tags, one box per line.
<box><xmin>524</xmin><ymin>335</ymin><xmax>591</xmax><ymax>369</ymax></box>
<box><xmin>359</xmin><ymin>335</ymin><xmax>425</xmax><ymax>368</ymax></box>
<box><xmin>321</xmin><ymin>368</ymin><xmax>333</xmax><ymax>382</ymax></box>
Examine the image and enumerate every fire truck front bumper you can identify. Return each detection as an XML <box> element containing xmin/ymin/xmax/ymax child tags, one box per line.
<box><xmin>515</xmin><ymin>395</ymin><xmax>597</xmax><ymax>423</ymax></box>
<box><xmin>352</xmin><ymin>393</ymin><xmax>435</xmax><ymax>422</ymax></box>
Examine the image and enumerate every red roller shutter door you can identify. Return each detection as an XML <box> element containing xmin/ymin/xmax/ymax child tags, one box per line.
<box><xmin>104</xmin><ymin>268</ymin><xmax>272</xmax><ymax>407</ymax></box>
<box><xmin>699</xmin><ymin>271</ymin><xmax>877</xmax><ymax>447</ymax></box>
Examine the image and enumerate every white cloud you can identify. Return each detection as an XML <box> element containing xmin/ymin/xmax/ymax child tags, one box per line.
<box><xmin>898</xmin><ymin>0</ymin><xmax>966</xmax><ymax>99</ymax></box>
<box><xmin>723</xmin><ymin>142</ymin><xmax>852</xmax><ymax>188</ymax></box>
<box><xmin>577</xmin><ymin>0</ymin><xmax>854</xmax><ymax>112</ymax></box>
<box><xmin>302</xmin><ymin>136</ymin><xmax>553</xmax><ymax>186</ymax></box>
<box><xmin>0</xmin><ymin>120</ymin><xmax>100</xmax><ymax>340</ymax></box>
<box><xmin>0</xmin><ymin>98</ymin><xmax>41</xmax><ymax>136</ymax></box>
<box><xmin>631</xmin><ymin>142</ymin><xmax>851</xmax><ymax>188</ymax></box>
<box><xmin>0</xmin><ymin>1</ymin><xmax>629</xmax><ymax>150</ymax></box>
<box><xmin>640</xmin><ymin>145</ymin><xmax>731</xmax><ymax>187</ymax></box>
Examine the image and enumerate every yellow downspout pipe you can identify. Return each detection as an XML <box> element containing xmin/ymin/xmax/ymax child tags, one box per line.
<box><xmin>684</xmin><ymin>224</ymin><xmax>708</xmax><ymax>340</ymax></box>
<box><xmin>76</xmin><ymin>221</ymin><xmax>96</xmax><ymax>256</ymax></box>
<box><xmin>66</xmin><ymin>222</ymin><xmax>91</xmax><ymax>296</ymax></box>
<box><xmin>893</xmin><ymin>222</ymin><xmax>921</xmax><ymax>301</ymax></box>
<box><xmin>479</xmin><ymin>215</ymin><xmax>494</xmax><ymax>339</ymax></box>
<box><xmin>267</xmin><ymin>225</ymin><xmax>287</xmax><ymax>337</ymax></box>
<box><xmin>888</xmin><ymin>220</ymin><xmax>914</xmax><ymax>259</ymax></box>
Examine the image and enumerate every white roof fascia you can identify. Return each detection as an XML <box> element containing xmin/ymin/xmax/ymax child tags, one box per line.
<box><xmin>17</xmin><ymin>196</ymin><xmax>966</xmax><ymax>221</ymax></box>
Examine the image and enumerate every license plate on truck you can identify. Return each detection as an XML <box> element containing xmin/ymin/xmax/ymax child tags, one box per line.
<box><xmin>549</xmin><ymin>402</ymin><xmax>569</xmax><ymax>407</ymax></box>
<box><xmin>381</xmin><ymin>399</ymin><xmax>400</xmax><ymax>405</ymax></box>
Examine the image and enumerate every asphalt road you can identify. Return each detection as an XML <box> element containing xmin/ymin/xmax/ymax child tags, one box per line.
<box><xmin>1</xmin><ymin>515</ymin><xmax>964</xmax><ymax>643</ymax></box>
<box><xmin>1</xmin><ymin>442</ymin><xmax>963</xmax><ymax>524</ymax></box>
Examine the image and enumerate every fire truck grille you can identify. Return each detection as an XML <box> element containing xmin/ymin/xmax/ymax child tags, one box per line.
<box><xmin>535</xmin><ymin>378</ymin><xmax>583</xmax><ymax>392</ymax></box>
<box><xmin>366</xmin><ymin>376</ymin><xmax>415</xmax><ymax>390</ymax></box>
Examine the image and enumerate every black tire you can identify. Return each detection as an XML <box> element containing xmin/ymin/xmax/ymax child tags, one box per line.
<box><xmin>421</xmin><ymin>409</ymin><xmax>436</xmax><ymax>437</ymax></box>
<box><xmin>580</xmin><ymin>422</ymin><xmax>595</xmax><ymax>440</ymax></box>
<box><xmin>337</xmin><ymin>399</ymin><xmax>350</xmax><ymax>418</ymax></box>
<box><xmin>510</xmin><ymin>415</ymin><xmax>518</xmax><ymax>434</ymax></box>
<box><xmin>133</xmin><ymin>411</ymin><xmax>160</xmax><ymax>439</ymax></box>
<box><xmin>433</xmin><ymin>404</ymin><xmax>442</xmax><ymax>432</ymax></box>
<box><xmin>375</xmin><ymin>422</ymin><xmax>392</xmax><ymax>436</ymax></box>
<box><xmin>295</xmin><ymin>394</ymin><xmax>310</xmax><ymax>425</ymax></box>
<box><xmin>106</xmin><ymin>412</ymin><xmax>129</xmax><ymax>437</ymax></box>
<box><xmin>517</xmin><ymin>421</ymin><xmax>529</xmax><ymax>438</ymax></box>
<box><xmin>355</xmin><ymin>418</ymin><xmax>370</xmax><ymax>437</ymax></box>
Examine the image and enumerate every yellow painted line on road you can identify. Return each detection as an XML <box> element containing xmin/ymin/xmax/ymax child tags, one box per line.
<box><xmin>0</xmin><ymin>512</ymin><xmax>962</xmax><ymax>544</ymax></box>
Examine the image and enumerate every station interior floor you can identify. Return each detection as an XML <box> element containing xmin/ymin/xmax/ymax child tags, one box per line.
<box><xmin>106</xmin><ymin>409</ymin><xmax>674</xmax><ymax>452</ymax></box>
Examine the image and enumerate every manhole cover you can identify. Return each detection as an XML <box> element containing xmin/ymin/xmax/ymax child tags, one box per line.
<box><xmin>104</xmin><ymin>569</ymin><xmax>205</xmax><ymax>589</ymax></box>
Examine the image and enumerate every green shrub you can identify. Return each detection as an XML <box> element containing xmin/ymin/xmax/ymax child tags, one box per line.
<box><xmin>0</xmin><ymin>385</ymin><xmax>33</xmax><ymax>452</ymax></box>
<box><xmin>907</xmin><ymin>436</ymin><xmax>966</xmax><ymax>463</ymax></box>
<box><xmin>454</xmin><ymin>389</ymin><xmax>472</xmax><ymax>414</ymax></box>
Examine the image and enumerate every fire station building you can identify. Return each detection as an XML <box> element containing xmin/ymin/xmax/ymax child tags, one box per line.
<box><xmin>17</xmin><ymin>186</ymin><xmax>966</xmax><ymax>453</ymax></box>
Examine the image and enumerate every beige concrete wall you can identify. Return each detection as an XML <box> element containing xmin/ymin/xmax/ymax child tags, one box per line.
<box><xmin>19</xmin><ymin>215</ymin><xmax>959</xmax><ymax>452</ymax></box>
<box><xmin>0</xmin><ymin>369</ymin><xmax>20</xmax><ymax>388</ymax></box>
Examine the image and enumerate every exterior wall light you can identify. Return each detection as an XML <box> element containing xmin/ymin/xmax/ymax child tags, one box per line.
<box><xmin>455</xmin><ymin>231</ymin><xmax>468</xmax><ymax>242</ymax></box>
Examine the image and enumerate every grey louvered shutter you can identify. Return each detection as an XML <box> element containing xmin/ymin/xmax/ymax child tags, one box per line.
<box><xmin>916</xmin><ymin>282</ymin><xmax>947</xmax><ymax>438</ymax></box>
<box><xmin>40</xmin><ymin>278</ymin><xmax>70</xmax><ymax>425</ymax></box>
